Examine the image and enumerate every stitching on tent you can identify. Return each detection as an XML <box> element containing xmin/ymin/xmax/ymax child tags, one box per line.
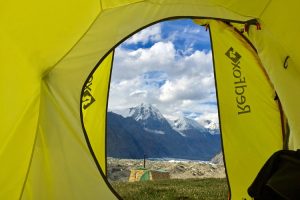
<box><xmin>208</xmin><ymin>24</ymin><xmax>232</xmax><ymax>200</ymax></box>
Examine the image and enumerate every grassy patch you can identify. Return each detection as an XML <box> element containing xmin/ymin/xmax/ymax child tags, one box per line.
<box><xmin>111</xmin><ymin>178</ymin><xmax>228</xmax><ymax>200</ymax></box>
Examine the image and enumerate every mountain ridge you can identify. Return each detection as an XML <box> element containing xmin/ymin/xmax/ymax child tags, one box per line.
<box><xmin>112</xmin><ymin>103</ymin><xmax>219</xmax><ymax>136</ymax></box>
<box><xmin>107</xmin><ymin>103</ymin><xmax>221</xmax><ymax>160</ymax></box>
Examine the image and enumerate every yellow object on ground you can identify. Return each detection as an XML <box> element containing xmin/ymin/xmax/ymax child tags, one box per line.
<box><xmin>129</xmin><ymin>168</ymin><xmax>170</xmax><ymax>182</ymax></box>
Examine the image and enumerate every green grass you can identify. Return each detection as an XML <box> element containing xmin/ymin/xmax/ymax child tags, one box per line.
<box><xmin>111</xmin><ymin>178</ymin><xmax>228</xmax><ymax>200</ymax></box>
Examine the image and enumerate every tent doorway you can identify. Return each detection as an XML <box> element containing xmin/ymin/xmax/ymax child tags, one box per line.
<box><xmin>81</xmin><ymin>17</ymin><xmax>283</xmax><ymax>200</ymax></box>
<box><xmin>105</xmin><ymin>19</ymin><xmax>227</xmax><ymax>199</ymax></box>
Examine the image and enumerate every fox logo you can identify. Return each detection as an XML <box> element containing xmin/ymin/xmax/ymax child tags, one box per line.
<box><xmin>225</xmin><ymin>47</ymin><xmax>241</xmax><ymax>63</ymax></box>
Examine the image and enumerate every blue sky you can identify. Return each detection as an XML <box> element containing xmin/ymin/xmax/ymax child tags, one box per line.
<box><xmin>108</xmin><ymin>19</ymin><xmax>218</xmax><ymax>125</ymax></box>
<box><xmin>123</xmin><ymin>19</ymin><xmax>211</xmax><ymax>53</ymax></box>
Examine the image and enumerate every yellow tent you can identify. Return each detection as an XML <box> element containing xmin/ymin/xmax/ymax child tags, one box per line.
<box><xmin>128</xmin><ymin>168</ymin><xmax>170</xmax><ymax>182</ymax></box>
<box><xmin>1</xmin><ymin>1</ymin><xmax>299</xmax><ymax>199</ymax></box>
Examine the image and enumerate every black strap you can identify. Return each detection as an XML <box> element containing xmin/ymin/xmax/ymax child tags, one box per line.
<box><xmin>248</xmin><ymin>150</ymin><xmax>300</xmax><ymax>200</ymax></box>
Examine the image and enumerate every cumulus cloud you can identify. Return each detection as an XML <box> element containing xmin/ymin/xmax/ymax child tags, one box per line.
<box><xmin>161</xmin><ymin>22</ymin><xmax>211</xmax><ymax>54</ymax></box>
<box><xmin>108</xmin><ymin>74</ymin><xmax>162</xmax><ymax>111</ymax></box>
<box><xmin>110</xmin><ymin>49</ymin><xmax>216</xmax><ymax>121</ymax></box>
<box><xmin>159</xmin><ymin>76</ymin><xmax>212</xmax><ymax>102</ymax></box>
<box><xmin>112</xmin><ymin>41</ymin><xmax>176</xmax><ymax>80</ymax></box>
<box><xmin>196</xmin><ymin>112</ymin><xmax>219</xmax><ymax>126</ymax></box>
<box><xmin>108</xmin><ymin>19</ymin><xmax>218</xmax><ymax>124</ymax></box>
<box><xmin>129</xmin><ymin>90</ymin><xmax>147</xmax><ymax>97</ymax></box>
<box><xmin>124</xmin><ymin>24</ymin><xmax>161</xmax><ymax>45</ymax></box>
<box><xmin>113</xmin><ymin>43</ymin><xmax>212</xmax><ymax>79</ymax></box>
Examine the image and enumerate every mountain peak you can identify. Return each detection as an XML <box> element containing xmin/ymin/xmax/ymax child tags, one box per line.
<box><xmin>200</xmin><ymin>119</ymin><xmax>220</xmax><ymax>135</ymax></box>
<box><xmin>172</xmin><ymin>115</ymin><xmax>205</xmax><ymax>132</ymax></box>
<box><xmin>126</xmin><ymin>103</ymin><xmax>177</xmax><ymax>135</ymax></box>
<box><xmin>128</xmin><ymin>103</ymin><xmax>164</xmax><ymax>121</ymax></box>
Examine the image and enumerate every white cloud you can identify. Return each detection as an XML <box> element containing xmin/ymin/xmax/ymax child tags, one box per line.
<box><xmin>159</xmin><ymin>76</ymin><xmax>210</xmax><ymax>102</ymax></box>
<box><xmin>112</xmin><ymin>41</ymin><xmax>176</xmax><ymax>80</ymax></box>
<box><xmin>196</xmin><ymin>112</ymin><xmax>219</xmax><ymax>126</ymax></box>
<box><xmin>108</xmin><ymin>75</ymin><xmax>162</xmax><ymax>111</ymax></box>
<box><xmin>108</xmin><ymin>20</ymin><xmax>219</xmax><ymax>124</ymax></box>
<box><xmin>124</xmin><ymin>24</ymin><xmax>161</xmax><ymax>45</ymax></box>
<box><xmin>113</xmin><ymin>44</ymin><xmax>212</xmax><ymax>80</ymax></box>
<box><xmin>132</xmin><ymin>41</ymin><xmax>175</xmax><ymax>64</ymax></box>
<box><xmin>129</xmin><ymin>90</ymin><xmax>148</xmax><ymax>97</ymax></box>
<box><xmin>109</xmin><ymin>43</ymin><xmax>217</xmax><ymax>121</ymax></box>
<box><xmin>162</xmin><ymin>25</ymin><xmax>210</xmax><ymax>53</ymax></box>
<box><xmin>162</xmin><ymin>99</ymin><xmax>219</xmax><ymax>126</ymax></box>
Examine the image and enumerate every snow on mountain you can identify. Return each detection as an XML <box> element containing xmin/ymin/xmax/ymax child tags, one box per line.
<box><xmin>144</xmin><ymin>128</ymin><xmax>165</xmax><ymax>135</ymax></box>
<box><xmin>128</xmin><ymin>103</ymin><xmax>165</xmax><ymax>121</ymax></box>
<box><xmin>173</xmin><ymin>115</ymin><xmax>206</xmax><ymax>131</ymax></box>
<box><xmin>171</xmin><ymin>115</ymin><xmax>207</xmax><ymax>136</ymax></box>
<box><xmin>201</xmin><ymin>119</ymin><xmax>220</xmax><ymax>135</ymax></box>
<box><xmin>125</xmin><ymin>103</ymin><xmax>175</xmax><ymax>135</ymax></box>
<box><xmin>110</xmin><ymin>108</ymin><xmax>131</xmax><ymax>118</ymax></box>
<box><xmin>111</xmin><ymin>103</ymin><xmax>165</xmax><ymax>120</ymax></box>
<box><xmin>107</xmin><ymin>111</ymin><xmax>222</xmax><ymax>160</ymax></box>
<box><xmin>111</xmin><ymin>103</ymin><xmax>220</xmax><ymax>135</ymax></box>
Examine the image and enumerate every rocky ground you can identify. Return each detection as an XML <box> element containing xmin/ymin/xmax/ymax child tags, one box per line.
<box><xmin>107</xmin><ymin>157</ymin><xmax>226</xmax><ymax>182</ymax></box>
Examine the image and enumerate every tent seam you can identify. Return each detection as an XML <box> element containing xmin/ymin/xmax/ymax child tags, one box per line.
<box><xmin>79</xmin><ymin>51</ymin><xmax>122</xmax><ymax>199</ymax></box>
<box><xmin>99</xmin><ymin>0</ymin><xmax>145</xmax><ymax>12</ymax></box>
<box><xmin>18</xmin><ymin>125</ymin><xmax>39</xmax><ymax>200</ymax></box>
<box><xmin>18</xmin><ymin>88</ymin><xmax>42</xmax><ymax>200</ymax></box>
<box><xmin>44</xmin><ymin>0</ymin><xmax>256</xmax><ymax>78</ymax></box>
<box><xmin>42</xmin><ymin>8</ymin><xmax>103</xmax><ymax>77</ymax></box>
<box><xmin>147</xmin><ymin>1</ymin><xmax>259</xmax><ymax>19</ymax></box>
<box><xmin>258</xmin><ymin>0</ymin><xmax>272</xmax><ymax>18</ymax></box>
<box><xmin>99</xmin><ymin>0</ymin><xmax>103</xmax><ymax>11</ymax></box>
<box><xmin>105</xmin><ymin>50</ymin><xmax>115</xmax><ymax>176</ymax></box>
<box><xmin>208</xmin><ymin>24</ymin><xmax>232</xmax><ymax>200</ymax></box>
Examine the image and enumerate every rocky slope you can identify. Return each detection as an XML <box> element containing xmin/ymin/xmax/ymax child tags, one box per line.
<box><xmin>107</xmin><ymin>157</ymin><xmax>226</xmax><ymax>182</ymax></box>
<box><xmin>211</xmin><ymin>152</ymin><xmax>224</xmax><ymax>165</ymax></box>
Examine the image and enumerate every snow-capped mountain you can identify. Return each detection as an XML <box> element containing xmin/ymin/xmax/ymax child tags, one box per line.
<box><xmin>107</xmin><ymin>104</ymin><xmax>222</xmax><ymax>160</ymax></box>
<box><xmin>171</xmin><ymin>115</ymin><xmax>207</xmax><ymax>136</ymax></box>
<box><xmin>127</xmin><ymin>103</ymin><xmax>176</xmax><ymax>135</ymax></box>
<box><xmin>128</xmin><ymin>103</ymin><xmax>164</xmax><ymax>121</ymax></box>
<box><xmin>201</xmin><ymin>120</ymin><xmax>220</xmax><ymax>135</ymax></box>
<box><xmin>173</xmin><ymin>115</ymin><xmax>206</xmax><ymax>132</ymax></box>
<box><xmin>113</xmin><ymin>103</ymin><xmax>220</xmax><ymax>136</ymax></box>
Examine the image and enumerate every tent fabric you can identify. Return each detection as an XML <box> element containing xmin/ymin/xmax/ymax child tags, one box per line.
<box><xmin>82</xmin><ymin>51</ymin><xmax>114</xmax><ymax>173</ymax></box>
<box><xmin>1</xmin><ymin>1</ymin><xmax>300</xmax><ymax>199</ymax></box>
<box><xmin>207</xmin><ymin>20</ymin><xmax>282</xmax><ymax>199</ymax></box>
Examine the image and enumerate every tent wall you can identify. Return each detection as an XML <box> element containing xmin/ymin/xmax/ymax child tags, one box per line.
<box><xmin>0</xmin><ymin>1</ymin><xmax>100</xmax><ymax>199</ymax></box>
<box><xmin>1</xmin><ymin>1</ymin><xmax>300</xmax><ymax>199</ymax></box>
<box><xmin>247</xmin><ymin>1</ymin><xmax>300</xmax><ymax>149</ymax></box>
<box><xmin>208</xmin><ymin>20</ymin><xmax>282</xmax><ymax>199</ymax></box>
<box><xmin>82</xmin><ymin>51</ymin><xmax>114</xmax><ymax>173</ymax></box>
